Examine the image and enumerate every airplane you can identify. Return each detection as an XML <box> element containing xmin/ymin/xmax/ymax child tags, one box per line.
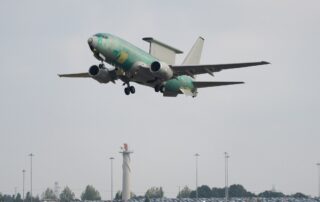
<box><xmin>59</xmin><ymin>33</ymin><xmax>269</xmax><ymax>97</ymax></box>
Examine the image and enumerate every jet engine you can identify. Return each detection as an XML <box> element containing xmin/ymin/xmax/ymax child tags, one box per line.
<box><xmin>88</xmin><ymin>65</ymin><xmax>112</xmax><ymax>83</ymax></box>
<box><xmin>150</xmin><ymin>61</ymin><xmax>173</xmax><ymax>80</ymax></box>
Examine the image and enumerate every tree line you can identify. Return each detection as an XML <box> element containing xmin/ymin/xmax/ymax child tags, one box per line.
<box><xmin>0</xmin><ymin>185</ymin><xmax>100</xmax><ymax>202</ymax></box>
<box><xmin>116</xmin><ymin>184</ymin><xmax>309</xmax><ymax>200</ymax></box>
<box><xmin>177</xmin><ymin>185</ymin><xmax>308</xmax><ymax>199</ymax></box>
<box><xmin>0</xmin><ymin>184</ymin><xmax>310</xmax><ymax>202</ymax></box>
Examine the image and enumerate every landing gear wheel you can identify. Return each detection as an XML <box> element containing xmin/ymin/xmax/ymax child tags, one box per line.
<box><xmin>129</xmin><ymin>86</ymin><xmax>135</xmax><ymax>94</ymax></box>
<box><xmin>124</xmin><ymin>87</ymin><xmax>130</xmax><ymax>95</ymax></box>
<box><xmin>154</xmin><ymin>85</ymin><xmax>160</xmax><ymax>92</ymax></box>
<box><xmin>159</xmin><ymin>86</ymin><xmax>165</xmax><ymax>93</ymax></box>
<box><xmin>98</xmin><ymin>63</ymin><xmax>105</xmax><ymax>68</ymax></box>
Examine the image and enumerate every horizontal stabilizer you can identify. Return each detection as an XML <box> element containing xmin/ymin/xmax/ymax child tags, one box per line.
<box><xmin>193</xmin><ymin>81</ymin><xmax>244</xmax><ymax>88</ymax></box>
<box><xmin>58</xmin><ymin>72</ymin><xmax>90</xmax><ymax>78</ymax></box>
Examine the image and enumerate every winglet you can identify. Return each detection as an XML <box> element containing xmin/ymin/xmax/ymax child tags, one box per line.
<box><xmin>261</xmin><ymin>61</ymin><xmax>271</xmax><ymax>65</ymax></box>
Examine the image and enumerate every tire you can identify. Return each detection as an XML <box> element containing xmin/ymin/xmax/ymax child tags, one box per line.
<box><xmin>154</xmin><ymin>85</ymin><xmax>160</xmax><ymax>92</ymax></box>
<box><xmin>124</xmin><ymin>87</ymin><xmax>130</xmax><ymax>95</ymax></box>
<box><xmin>129</xmin><ymin>86</ymin><xmax>135</xmax><ymax>94</ymax></box>
<box><xmin>160</xmin><ymin>86</ymin><xmax>165</xmax><ymax>93</ymax></box>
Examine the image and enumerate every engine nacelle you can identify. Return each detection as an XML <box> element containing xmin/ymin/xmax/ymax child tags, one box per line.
<box><xmin>150</xmin><ymin>61</ymin><xmax>173</xmax><ymax>80</ymax></box>
<box><xmin>88</xmin><ymin>65</ymin><xmax>111</xmax><ymax>83</ymax></box>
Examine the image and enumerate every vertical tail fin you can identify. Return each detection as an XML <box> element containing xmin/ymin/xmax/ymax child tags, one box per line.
<box><xmin>182</xmin><ymin>37</ymin><xmax>204</xmax><ymax>65</ymax></box>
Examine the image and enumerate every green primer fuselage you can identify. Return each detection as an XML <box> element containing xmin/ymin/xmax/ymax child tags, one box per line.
<box><xmin>92</xmin><ymin>33</ymin><xmax>195</xmax><ymax>94</ymax></box>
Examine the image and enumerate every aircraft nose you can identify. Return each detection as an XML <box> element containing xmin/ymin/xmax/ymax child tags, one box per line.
<box><xmin>88</xmin><ymin>37</ymin><xmax>93</xmax><ymax>45</ymax></box>
<box><xmin>88</xmin><ymin>36</ymin><xmax>97</xmax><ymax>52</ymax></box>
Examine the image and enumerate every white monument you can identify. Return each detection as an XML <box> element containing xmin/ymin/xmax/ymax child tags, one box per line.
<box><xmin>120</xmin><ymin>143</ymin><xmax>133</xmax><ymax>202</ymax></box>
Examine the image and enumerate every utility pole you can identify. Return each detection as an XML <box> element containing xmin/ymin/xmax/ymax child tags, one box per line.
<box><xmin>317</xmin><ymin>163</ymin><xmax>320</xmax><ymax>198</ymax></box>
<box><xmin>29</xmin><ymin>153</ymin><xmax>34</xmax><ymax>202</ymax></box>
<box><xmin>22</xmin><ymin>169</ymin><xmax>26</xmax><ymax>202</ymax></box>
<box><xmin>195</xmin><ymin>153</ymin><xmax>200</xmax><ymax>199</ymax></box>
<box><xmin>224</xmin><ymin>152</ymin><xmax>229</xmax><ymax>202</ymax></box>
<box><xmin>110</xmin><ymin>157</ymin><xmax>114</xmax><ymax>202</ymax></box>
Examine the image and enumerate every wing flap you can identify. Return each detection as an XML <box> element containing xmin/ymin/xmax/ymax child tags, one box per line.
<box><xmin>193</xmin><ymin>81</ymin><xmax>244</xmax><ymax>88</ymax></box>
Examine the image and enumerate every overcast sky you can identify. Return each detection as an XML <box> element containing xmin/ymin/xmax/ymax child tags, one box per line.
<box><xmin>1</xmin><ymin>0</ymin><xmax>320</xmax><ymax>199</ymax></box>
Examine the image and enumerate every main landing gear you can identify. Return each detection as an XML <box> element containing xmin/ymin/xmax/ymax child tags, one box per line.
<box><xmin>124</xmin><ymin>83</ymin><xmax>135</xmax><ymax>95</ymax></box>
<box><xmin>154</xmin><ymin>85</ymin><xmax>165</xmax><ymax>93</ymax></box>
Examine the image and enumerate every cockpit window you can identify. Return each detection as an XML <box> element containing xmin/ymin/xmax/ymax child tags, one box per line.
<box><xmin>94</xmin><ymin>33</ymin><xmax>109</xmax><ymax>39</ymax></box>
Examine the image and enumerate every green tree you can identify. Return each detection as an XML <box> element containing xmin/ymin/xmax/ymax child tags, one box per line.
<box><xmin>144</xmin><ymin>196</ymin><xmax>150</xmax><ymax>202</ymax></box>
<box><xmin>291</xmin><ymin>192</ymin><xmax>308</xmax><ymax>198</ymax></box>
<box><xmin>198</xmin><ymin>185</ymin><xmax>212</xmax><ymax>198</ymax></box>
<box><xmin>211</xmin><ymin>187</ymin><xmax>224</xmax><ymax>198</ymax></box>
<box><xmin>258</xmin><ymin>191</ymin><xmax>285</xmax><ymax>198</ymax></box>
<box><xmin>24</xmin><ymin>192</ymin><xmax>39</xmax><ymax>202</ymax></box>
<box><xmin>177</xmin><ymin>186</ymin><xmax>192</xmax><ymax>198</ymax></box>
<box><xmin>60</xmin><ymin>186</ymin><xmax>75</xmax><ymax>202</ymax></box>
<box><xmin>190</xmin><ymin>185</ymin><xmax>212</xmax><ymax>198</ymax></box>
<box><xmin>2</xmin><ymin>194</ymin><xmax>14</xmax><ymax>202</ymax></box>
<box><xmin>14</xmin><ymin>193</ymin><xmax>23</xmax><ymax>202</ymax></box>
<box><xmin>145</xmin><ymin>187</ymin><xmax>164</xmax><ymax>198</ymax></box>
<box><xmin>189</xmin><ymin>190</ymin><xmax>196</xmax><ymax>198</ymax></box>
<box><xmin>81</xmin><ymin>185</ymin><xmax>101</xmax><ymax>201</ymax></box>
<box><xmin>114</xmin><ymin>191</ymin><xmax>122</xmax><ymax>200</ymax></box>
<box><xmin>25</xmin><ymin>192</ymin><xmax>31</xmax><ymax>202</ymax></box>
<box><xmin>229</xmin><ymin>184</ymin><xmax>255</xmax><ymax>197</ymax></box>
<box><xmin>42</xmin><ymin>188</ymin><xmax>57</xmax><ymax>200</ymax></box>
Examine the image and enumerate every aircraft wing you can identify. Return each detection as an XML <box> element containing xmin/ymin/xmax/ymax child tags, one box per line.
<box><xmin>193</xmin><ymin>81</ymin><xmax>244</xmax><ymax>88</ymax></box>
<box><xmin>58</xmin><ymin>72</ymin><xmax>90</xmax><ymax>78</ymax></box>
<box><xmin>171</xmin><ymin>61</ymin><xmax>270</xmax><ymax>76</ymax></box>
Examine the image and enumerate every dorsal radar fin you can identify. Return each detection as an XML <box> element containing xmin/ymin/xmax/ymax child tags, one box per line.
<box><xmin>182</xmin><ymin>37</ymin><xmax>204</xmax><ymax>65</ymax></box>
<box><xmin>143</xmin><ymin>37</ymin><xmax>183</xmax><ymax>65</ymax></box>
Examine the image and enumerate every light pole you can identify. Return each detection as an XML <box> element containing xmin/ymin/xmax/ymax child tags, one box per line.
<box><xmin>22</xmin><ymin>169</ymin><xmax>26</xmax><ymax>202</ymax></box>
<box><xmin>317</xmin><ymin>163</ymin><xmax>320</xmax><ymax>198</ymax></box>
<box><xmin>195</xmin><ymin>153</ymin><xmax>200</xmax><ymax>199</ymax></box>
<box><xmin>110</xmin><ymin>157</ymin><xmax>114</xmax><ymax>202</ymax></box>
<box><xmin>224</xmin><ymin>152</ymin><xmax>229</xmax><ymax>202</ymax></box>
<box><xmin>29</xmin><ymin>153</ymin><xmax>34</xmax><ymax>202</ymax></box>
